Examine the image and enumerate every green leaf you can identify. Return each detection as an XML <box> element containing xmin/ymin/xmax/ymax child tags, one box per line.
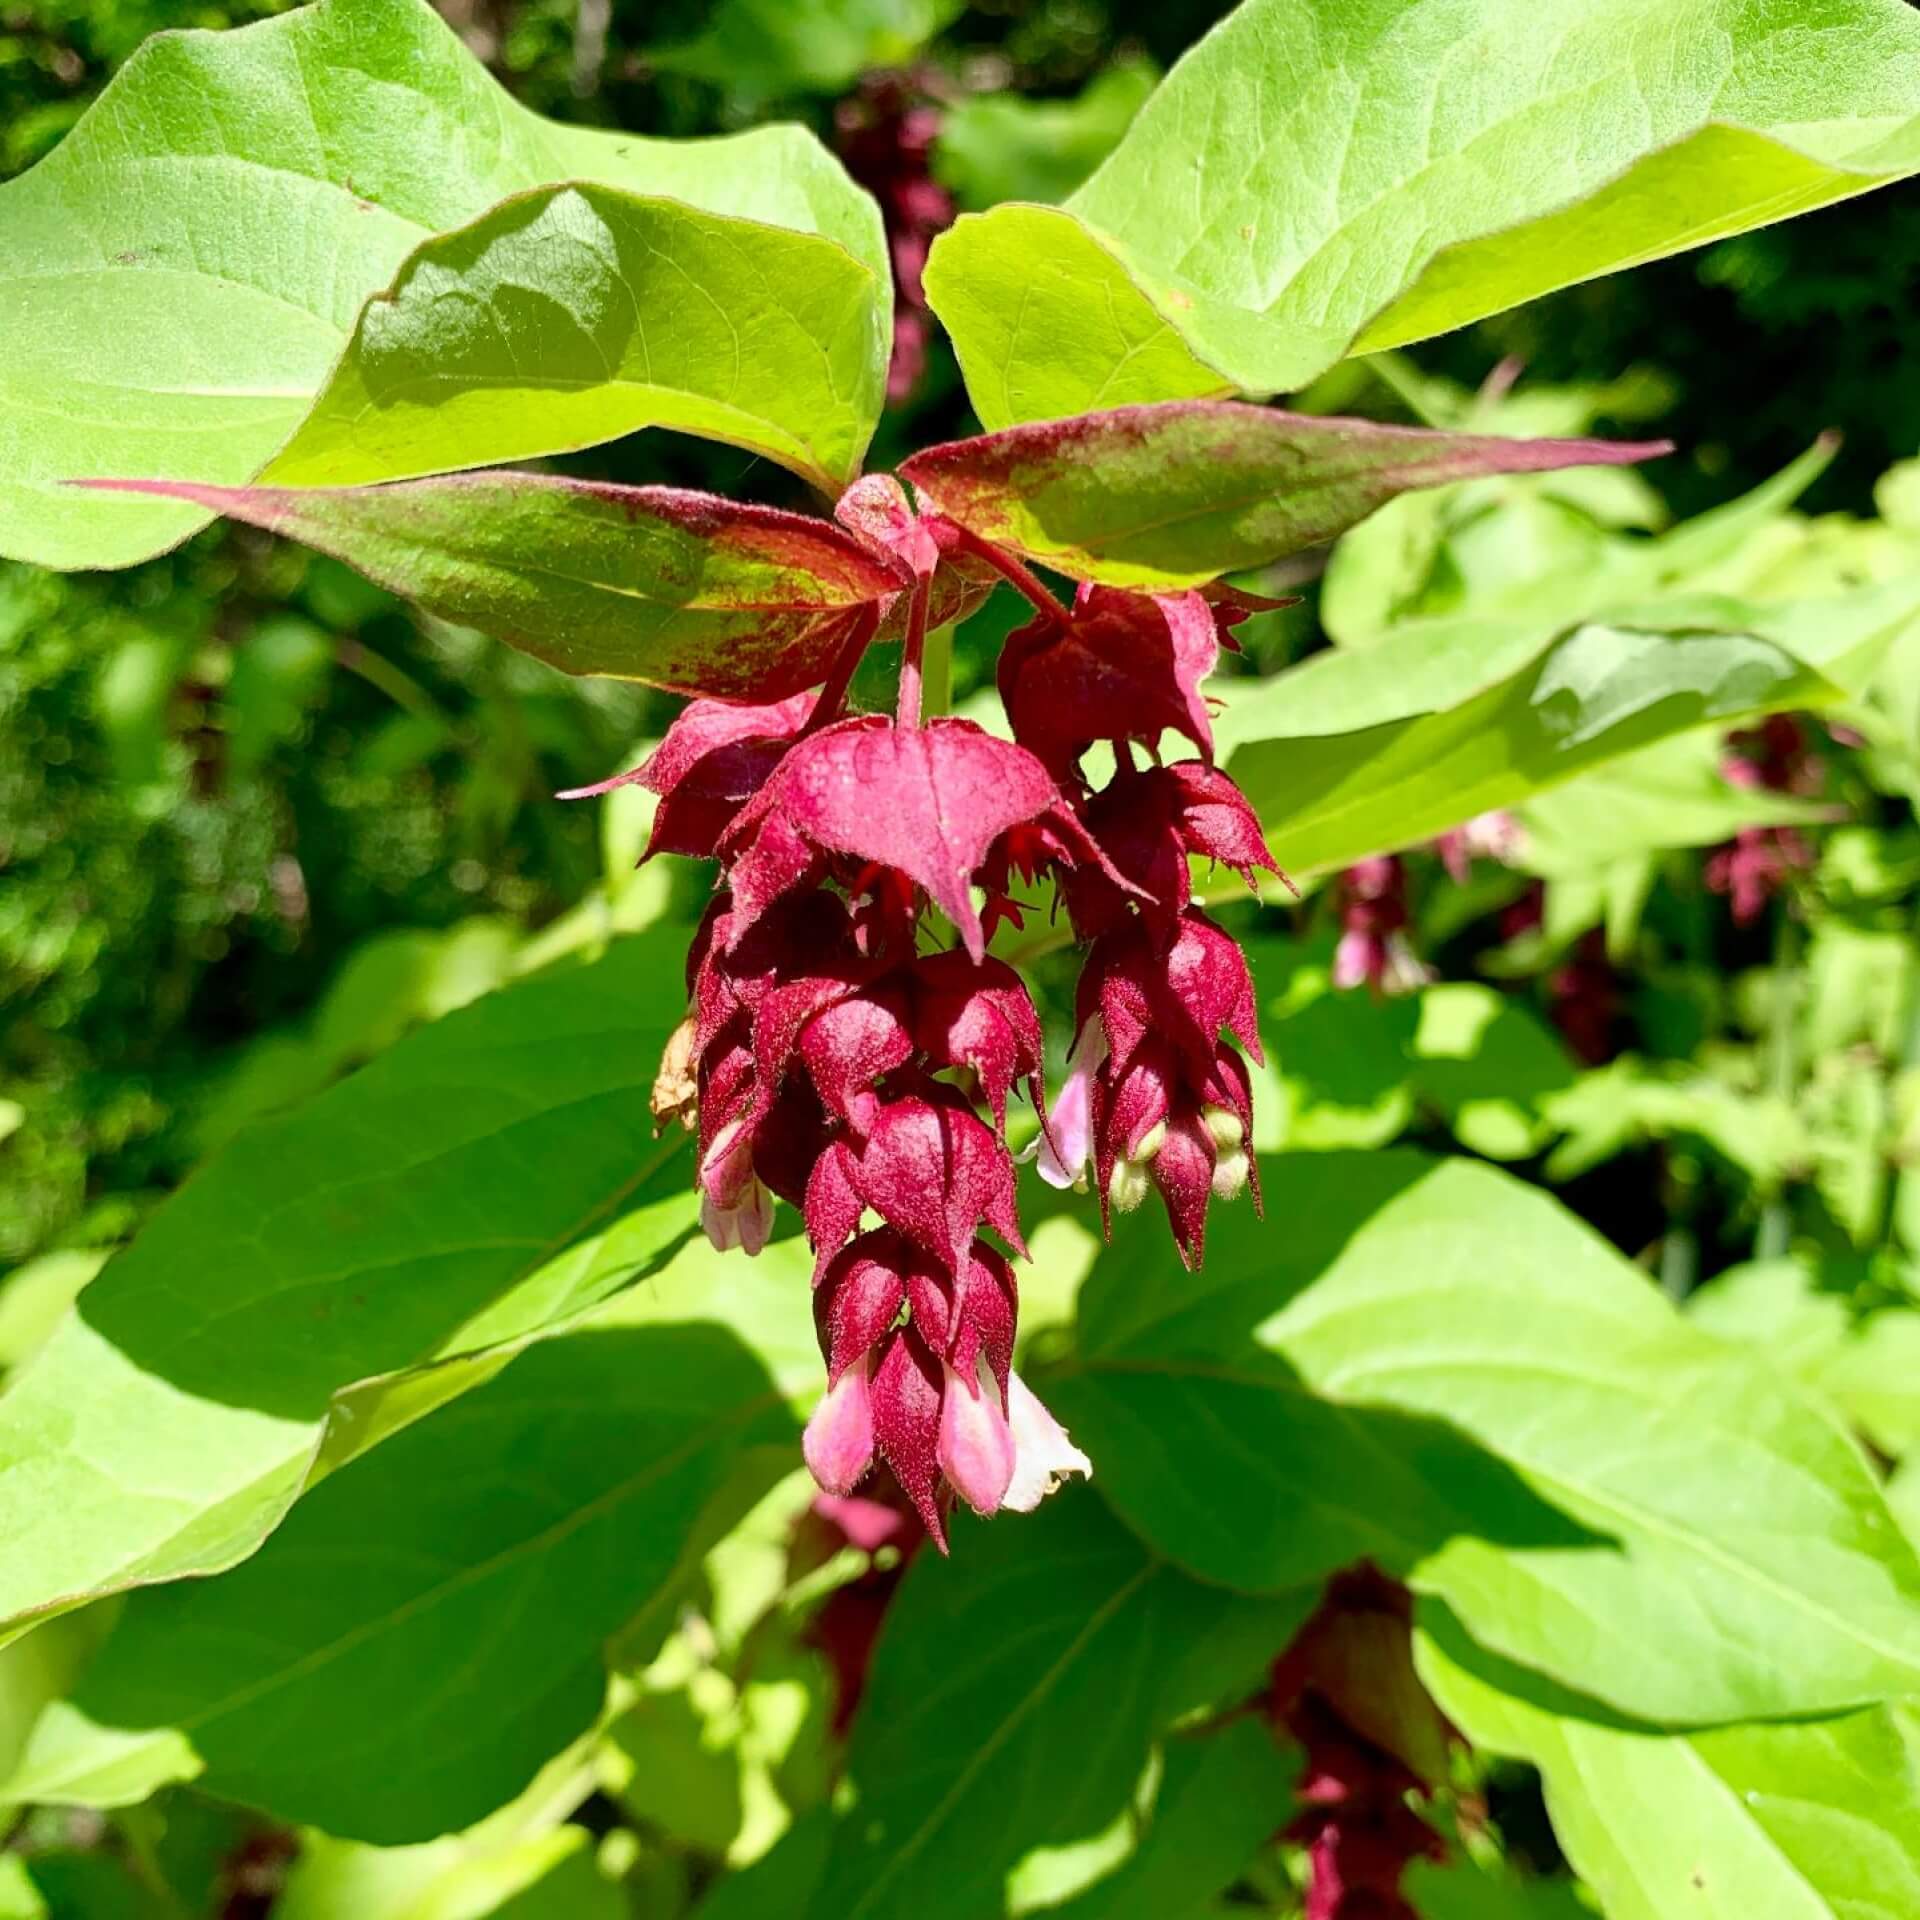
<box><xmin>0</xmin><ymin>0</ymin><xmax>887</xmax><ymax>570</ymax></box>
<box><xmin>934</xmin><ymin>62</ymin><xmax>1159</xmax><ymax>212</ymax></box>
<box><xmin>927</xmin><ymin>0</ymin><xmax>1920</xmax><ymax>425</ymax></box>
<box><xmin>0</xmin><ymin>928</ymin><xmax>695</xmax><ymax>1640</ymax></box>
<box><xmin>261</xmin><ymin>184</ymin><xmax>886</xmax><ymax>498</ymax></box>
<box><xmin>1034</xmin><ymin>1721</ymin><xmax>1294</xmax><ymax>1920</ymax></box>
<box><xmin>805</xmin><ymin>1494</ymin><xmax>1308</xmax><ymax>1920</ymax></box>
<box><xmin>97</xmin><ymin>473</ymin><xmax>903</xmax><ymax>698</ymax></box>
<box><xmin>1222</xmin><ymin>617</ymin><xmax>1836</xmax><ymax>879</ymax></box>
<box><xmin>14</xmin><ymin>1319</ymin><xmax>795</xmax><ymax>1842</ymax></box>
<box><xmin>898</xmin><ymin>401</ymin><xmax>1664</xmax><ymax>590</ymax></box>
<box><xmin>921</xmin><ymin>207</ymin><xmax>1230</xmax><ymax>433</ymax></box>
<box><xmin>1402</xmin><ymin>1857</ymin><xmax>1593</xmax><ymax>1920</ymax></box>
<box><xmin>1421</xmin><ymin>1619</ymin><xmax>1920</xmax><ymax>1920</ymax></box>
<box><xmin>1255</xmin><ymin>955</ymin><xmax>1575</xmax><ymax>1160</ymax></box>
<box><xmin>1051</xmin><ymin>1151</ymin><xmax>1920</xmax><ymax>1724</ymax></box>
<box><xmin>1690</xmin><ymin>1259</ymin><xmax>1920</xmax><ymax>1463</ymax></box>
<box><xmin>282</xmin><ymin>1824</ymin><xmax>622</xmax><ymax>1920</ymax></box>
<box><xmin>0</xmin><ymin>1251</ymin><xmax>108</xmax><ymax>1378</ymax></box>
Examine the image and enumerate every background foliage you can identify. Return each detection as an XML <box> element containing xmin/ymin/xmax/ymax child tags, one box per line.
<box><xmin>6</xmin><ymin>1</ymin><xmax>1920</xmax><ymax>1916</ymax></box>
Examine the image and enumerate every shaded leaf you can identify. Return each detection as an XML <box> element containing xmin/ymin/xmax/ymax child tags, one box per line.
<box><xmin>263</xmin><ymin>184</ymin><xmax>887</xmax><ymax>498</ymax></box>
<box><xmin>21</xmin><ymin>1321</ymin><xmax>795</xmax><ymax>1841</ymax></box>
<box><xmin>0</xmin><ymin>928</ymin><xmax>696</xmax><ymax>1639</ymax></box>
<box><xmin>934</xmin><ymin>62</ymin><xmax>1159</xmax><ymax>212</ymax></box>
<box><xmin>805</xmin><ymin>1494</ymin><xmax>1307</xmax><ymax>1920</ymax></box>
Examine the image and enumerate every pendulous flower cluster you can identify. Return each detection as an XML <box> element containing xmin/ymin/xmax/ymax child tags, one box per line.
<box><xmin>595</xmin><ymin>477</ymin><xmax>1279</xmax><ymax>1546</ymax></box>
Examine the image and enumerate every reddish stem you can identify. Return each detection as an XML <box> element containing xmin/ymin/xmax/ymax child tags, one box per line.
<box><xmin>895</xmin><ymin>570</ymin><xmax>933</xmax><ymax>728</ymax></box>
<box><xmin>946</xmin><ymin>524</ymin><xmax>1071</xmax><ymax>628</ymax></box>
<box><xmin>807</xmin><ymin>606</ymin><xmax>879</xmax><ymax>733</ymax></box>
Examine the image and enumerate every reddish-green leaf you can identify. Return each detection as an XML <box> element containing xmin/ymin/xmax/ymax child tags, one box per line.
<box><xmin>900</xmin><ymin>400</ymin><xmax>1669</xmax><ymax>589</ymax></box>
<box><xmin>87</xmin><ymin>474</ymin><xmax>905</xmax><ymax>700</ymax></box>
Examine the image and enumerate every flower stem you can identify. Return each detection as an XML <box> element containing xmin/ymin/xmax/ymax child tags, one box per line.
<box><xmin>808</xmin><ymin>607</ymin><xmax>879</xmax><ymax>732</ymax></box>
<box><xmin>896</xmin><ymin>571</ymin><xmax>933</xmax><ymax>728</ymax></box>
<box><xmin>922</xmin><ymin>620</ymin><xmax>953</xmax><ymax>720</ymax></box>
<box><xmin>949</xmin><ymin>525</ymin><xmax>1070</xmax><ymax>627</ymax></box>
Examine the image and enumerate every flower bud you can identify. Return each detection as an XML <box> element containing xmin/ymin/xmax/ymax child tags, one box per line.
<box><xmin>803</xmin><ymin>1357</ymin><xmax>876</xmax><ymax>1496</ymax></box>
<box><xmin>1203</xmin><ymin>1104</ymin><xmax>1244</xmax><ymax>1151</ymax></box>
<box><xmin>1211</xmin><ymin>1148</ymin><xmax>1251</xmax><ymax>1201</ymax></box>
<box><xmin>1108</xmin><ymin>1157</ymin><xmax>1152</xmax><ymax>1214</ymax></box>
<box><xmin>1037</xmin><ymin>1022</ymin><xmax>1105</xmax><ymax>1191</ymax></box>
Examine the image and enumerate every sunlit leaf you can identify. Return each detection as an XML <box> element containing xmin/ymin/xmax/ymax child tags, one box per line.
<box><xmin>927</xmin><ymin>0</ymin><xmax>1920</xmax><ymax>424</ymax></box>
<box><xmin>0</xmin><ymin>0</ymin><xmax>887</xmax><ymax>568</ymax></box>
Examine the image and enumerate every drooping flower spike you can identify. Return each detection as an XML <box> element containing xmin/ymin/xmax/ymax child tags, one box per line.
<box><xmin>532</xmin><ymin>401</ymin><xmax>1667</xmax><ymax>1540</ymax></box>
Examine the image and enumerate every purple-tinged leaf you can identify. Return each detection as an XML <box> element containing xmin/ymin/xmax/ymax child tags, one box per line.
<box><xmin>83</xmin><ymin>474</ymin><xmax>905</xmax><ymax>701</ymax></box>
<box><xmin>901</xmin><ymin>400</ymin><xmax>1670</xmax><ymax>589</ymax></box>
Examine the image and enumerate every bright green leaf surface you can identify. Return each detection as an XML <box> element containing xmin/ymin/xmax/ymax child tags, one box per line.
<box><xmin>1052</xmin><ymin>1152</ymin><xmax>1920</xmax><ymax>1724</ymax></box>
<box><xmin>0</xmin><ymin>928</ymin><xmax>694</xmax><ymax>1639</ymax></box>
<box><xmin>1217</xmin><ymin>561</ymin><xmax>1920</xmax><ymax>874</ymax></box>
<box><xmin>1423</xmin><ymin>1621</ymin><xmax>1920</xmax><ymax>1920</ymax></box>
<box><xmin>100</xmin><ymin>472</ymin><xmax>903</xmax><ymax>698</ymax></box>
<box><xmin>263</xmin><ymin>184</ymin><xmax>886</xmax><ymax>498</ymax></box>
<box><xmin>18</xmin><ymin>1319</ymin><xmax>795</xmax><ymax>1841</ymax></box>
<box><xmin>1517</xmin><ymin>733</ymin><xmax>1836</xmax><ymax>876</ymax></box>
<box><xmin>929</xmin><ymin>0</ymin><xmax>1920</xmax><ymax>425</ymax></box>
<box><xmin>0</xmin><ymin>0</ymin><xmax>887</xmax><ymax>569</ymax></box>
<box><xmin>806</xmin><ymin>1495</ymin><xmax>1308</xmax><ymax>1920</ymax></box>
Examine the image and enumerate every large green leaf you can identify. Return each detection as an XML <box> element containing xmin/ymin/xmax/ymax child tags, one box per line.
<box><xmin>1213</xmin><ymin>567</ymin><xmax>1920</xmax><ymax>874</ymax></box>
<box><xmin>0</xmin><ymin>928</ymin><xmax>697</xmax><ymax>1640</ymax></box>
<box><xmin>0</xmin><ymin>0</ymin><xmax>887</xmax><ymax>569</ymax></box>
<box><xmin>898</xmin><ymin>402</ymin><xmax>1664</xmax><ymax>590</ymax></box>
<box><xmin>260</xmin><ymin>184</ymin><xmax>886</xmax><ymax>497</ymax></box>
<box><xmin>1050</xmin><ymin>1152</ymin><xmax>1920</xmax><ymax>1725</ymax></box>
<box><xmin>6</xmin><ymin>1319</ymin><xmax>796</xmax><ymax>1842</ymax></box>
<box><xmin>96</xmin><ymin>473</ymin><xmax>904</xmax><ymax>698</ymax></box>
<box><xmin>804</xmin><ymin>1495</ymin><xmax>1306</xmax><ymax>1920</ymax></box>
<box><xmin>926</xmin><ymin>0</ymin><xmax>1920</xmax><ymax>425</ymax></box>
<box><xmin>1422</xmin><ymin>1620</ymin><xmax>1920</xmax><ymax>1920</ymax></box>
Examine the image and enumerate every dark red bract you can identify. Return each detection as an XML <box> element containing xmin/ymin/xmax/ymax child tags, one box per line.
<box><xmin>594</xmin><ymin>461</ymin><xmax>1283</xmax><ymax>1538</ymax></box>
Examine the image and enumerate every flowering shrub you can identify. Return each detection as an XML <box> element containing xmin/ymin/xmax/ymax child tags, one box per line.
<box><xmin>9</xmin><ymin>0</ymin><xmax>1920</xmax><ymax>1915</ymax></box>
